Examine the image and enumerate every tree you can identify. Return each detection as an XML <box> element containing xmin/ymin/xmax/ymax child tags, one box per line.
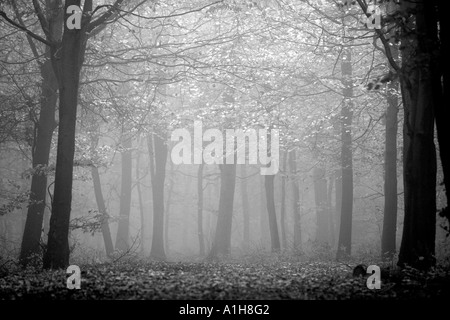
<box><xmin>207</xmin><ymin>162</ymin><xmax>236</xmax><ymax>259</ymax></box>
<box><xmin>265</xmin><ymin>131</ymin><xmax>281</xmax><ymax>252</ymax></box>
<box><xmin>240</xmin><ymin>165</ymin><xmax>250</xmax><ymax>250</ymax></box>
<box><xmin>164</xmin><ymin>161</ymin><xmax>175</xmax><ymax>255</ymax></box>
<box><xmin>289</xmin><ymin>149</ymin><xmax>302</xmax><ymax>250</ymax></box>
<box><xmin>334</xmin><ymin>169</ymin><xmax>342</xmax><ymax>248</ymax></box>
<box><xmin>379</xmin><ymin>1</ymin><xmax>400</xmax><ymax>261</ymax></box>
<box><xmin>435</xmin><ymin>0</ymin><xmax>450</xmax><ymax>234</ymax></box>
<box><xmin>18</xmin><ymin>0</ymin><xmax>61</xmax><ymax>266</ymax></box>
<box><xmin>381</xmin><ymin>77</ymin><xmax>399</xmax><ymax>260</ymax></box>
<box><xmin>115</xmin><ymin>133</ymin><xmax>132</xmax><ymax>252</ymax></box>
<box><xmin>279</xmin><ymin>152</ymin><xmax>287</xmax><ymax>249</ymax></box>
<box><xmin>41</xmin><ymin>0</ymin><xmax>125</xmax><ymax>269</ymax></box>
<box><xmin>397</xmin><ymin>0</ymin><xmax>438</xmax><ymax>269</ymax></box>
<box><xmin>197</xmin><ymin>163</ymin><xmax>205</xmax><ymax>256</ymax></box>
<box><xmin>149</xmin><ymin>132</ymin><xmax>168</xmax><ymax>261</ymax></box>
<box><xmin>336</xmin><ymin>48</ymin><xmax>354</xmax><ymax>260</ymax></box>
<box><xmin>356</xmin><ymin>0</ymin><xmax>444</xmax><ymax>268</ymax></box>
<box><xmin>135</xmin><ymin>136</ymin><xmax>147</xmax><ymax>255</ymax></box>
<box><xmin>265</xmin><ymin>173</ymin><xmax>281</xmax><ymax>252</ymax></box>
<box><xmin>313</xmin><ymin>167</ymin><xmax>329</xmax><ymax>245</ymax></box>
<box><xmin>91</xmin><ymin>162</ymin><xmax>114</xmax><ymax>257</ymax></box>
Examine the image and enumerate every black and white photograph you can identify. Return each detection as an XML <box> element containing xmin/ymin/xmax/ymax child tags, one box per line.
<box><xmin>0</xmin><ymin>0</ymin><xmax>449</xmax><ymax>310</ymax></box>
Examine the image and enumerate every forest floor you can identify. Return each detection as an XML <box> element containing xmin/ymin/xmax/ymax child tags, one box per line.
<box><xmin>1</xmin><ymin>253</ymin><xmax>450</xmax><ymax>300</ymax></box>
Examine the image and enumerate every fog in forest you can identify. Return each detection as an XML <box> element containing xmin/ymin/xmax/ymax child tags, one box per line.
<box><xmin>0</xmin><ymin>0</ymin><xmax>449</xmax><ymax>303</ymax></box>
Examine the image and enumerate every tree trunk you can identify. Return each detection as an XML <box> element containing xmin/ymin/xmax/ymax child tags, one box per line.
<box><xmin>289</xmin><ymin>149</ymin><xmax>301</xmax><ymax>250</ymax></box>
<box><xmin>314</xmin><ymin>167</ymin><xmax>329</xmax><ymax>245</ymax></box>
<box><xmin>115</xmin><ymin>134</ymin><xmax>132</xmax><ymax>252</ymax></box>
<box><xmin>19</xmin><ymin>0</ymin><xmax>62</xmax><ymax>266</ymax></box>
<box><xmin>91</xmin><ymin>166</ymin><xmax>114</xmax><ymax>257</ymax></box>
<box><xmin>327</xmin><ymin>175</ymin><xmax>335</xmax><ymax>248</ymax></box>
<box><xmin>240</xmin><ymin>165</ymin><xmax>250</xmax><ymax>250</ymax></box>
<box><xmin>135</xmin><ymin>137</ymin><xmax>145</xmax><ymax>255</ymax></box>
<box><xmin>164</xmin><ymin>161</ymin><xmax>174</xmax><ymax>255</ymax></box>
<box><xmin>435</xmin><ymin>1</ymin><xmax>450</xmax><ymax>229</ymax></box>
<box><xmin>259</xmin><ymin>175</ymin><xmax>269</xmax><ymax>249</ymax></box>
<box><xmin>43</xmin><ymin>208</ymin><xmax>50</xmax><ymax>242</ymax></box>
<box><xmin>265</xmin><ymin>174</ymin><xmax>280</xmax><ymax>252</ymax></box>
<box><xmin>336</xmin><ymin>48</ymin><xmax>354</xmax><ymax>260</ymax></box>
<box><xmin>43</xmin><ymin>1</ymin><xmax>89</xmax><ymax>268</ymax></box>
<box><xmin>381</xmin><ymin>77</ymin><xmax>399</xmax><ymax>260</ymax></box>
<box><xmin>150</xmin><ymin>133</ymin><xmax>168</xmax><ymax>261</ymax></box>
<box><xmin>197</xmin><ymin>163</ymin><xmax>205</xmax><ymax>256</ymax></box>
<box><xmin>334</xmin><ymin>169</ymin><xmax>342</xmax><ymax>245</ymax></box>
<box><xmin>280</xmin><ymin>152</ymin><xmax>287</xmax><ymax>249</ymax></box>
<box><xmin>208</xmin><ymin>163</ymin><xmax>236</xmax><ymax>259</ymax></box>
<box><xmin>20</xmin><ymin>57</ymin><xmax>58</xmax><ymax>266</ymax></box>
<box><xmin>398</xmin><ymin>0</ymin><xmax>437</xmax><ymax>269</ymax></box>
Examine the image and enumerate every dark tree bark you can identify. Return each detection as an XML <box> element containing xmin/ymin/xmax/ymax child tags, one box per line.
<box><xmin>240</xmin><ymin>165</ymin><xmax>250</xmax><ymax>250</ymax></box>
<box><xmin>398</xmin><ymin>0</ymin><xmax>437</xmax><ymax>270</ymax></box>
<box><xmin>289</xmin><ymin>149</ymin><xmax>301</xmax><ymax>250</ymax></box>
<box><xmin>435</xmin><ymin>0</ymin><xmax>450</xmax><ymax>228</ymax></box>
<box><xmin>20</xmin><ymin>59</ymin><xmax>58</xmax><ymax>266</ymax></box>
<box><xmin>380</xmin><ymin>1</ymin><xmax>400</xmax><ymax>261</ymax></box>
<box><xmin>43</xmin><ymin>0</ymin><xmax>124</xmax><ymax>269</ymax></box>
<box><xmin>91</xmin><ymin>166</ymin><xmax>114</xmax><ymax>257</ymax></box>
<box><xmin>44</xmin><ymin>1</ymin><xmax>88</xmax><ymax>269</ymax></box>
<box><xmin>207</xmin><ymin>163</ymin><xmax>236</xmax><ymax>259</ymax></box>
<box><xmin>149</xmin><ymin>133</ymin><xmax>168</xmax><ymax>261</ymax></box>
<box><xmin>313</xmin><ymin>167</ymin><xmax>329</xmax><ymax>245</ymax></box>
<box><xmin>19</xmin><ymin>1</ymin><xmax>61</xmax><ymax>267</ymax></box>
<box><xmin>115</xmin><ymin>134</ymin><xmax>132</xmax><ymax>252</ymax></box>
<box><xmin>336</xmin><ymin>48</ymin><xmax>354</xmax><ymax>260</ymax></box>
<box><xmin>197</xmin><ymin>163</ymin><xmax>205</xmax><ymax>256</ymax></box>
<box><xmin>381</xmin><ymin>77</ymin><xmax>399</xmax><ymax>260</ymax></box>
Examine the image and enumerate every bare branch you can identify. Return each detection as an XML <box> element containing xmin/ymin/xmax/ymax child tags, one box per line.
<box><xmin>32</xmin><ymin>0</ymin><xmax>51</xmax><ymax>40</ymax></box>
<box><xmin>355</xmin><ymin>0</ymin><xmax>400</xmax><ymax>72</ymax></box>
<box><xmin>87</xmin><ymin>0</ymin><xmax>125</xmax><ymax>33</ymax></box>
<box><xmin>115</xmin><ymin>0</ymin><xmax>224</xmax><ymax>21</ymax></box>
<box><xmin>88</xmin><ymin>0</ymin><xmax>223</xmax><ymax>36</ymax></box>
<box><xmin>10</xmin><ymin>0</ymin><xmax>42</xmax><ymax>63</ymax></box>
<box><xmin>0</xmin><ymin>10</ymin><xmax>51</xmax><ymax>46</ymax></box>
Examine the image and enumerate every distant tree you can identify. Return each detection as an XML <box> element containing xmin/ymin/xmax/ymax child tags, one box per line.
<box><xmin>265</xmin><ymin>130</ymin><xmax>281</xmax><ymax>252</ymax></box>
<box><xmin>148</xmin><ymin>132</ymin><xmax>168</xmax><ymax>261</ymax></box>
<box><xmin>240</xmin><ymin>165</ymin><xmax>250</xmax><ymax>250</ymax></box>
<box><xmin>207</xmin><ymin>162</ymin><xmax>236</xmax><ymax>259</ymax></box>
<box><xmin>115</xmin><ymin>133</ymin><xmax>132</xmax><ymax>252</ymax></box>
<box><xmin>279</xmin><ymin>153</ymin><xmax>287</xmax><ymax>249</ymax></box>
<box><xmin>90</xmin><ymin>134</ymin><xmax>114</xmax><ymax>257</ymax></box>
<box><xmin>265</xmin><ymin>172</ymin><xmax>280</xmax><ymax>252</ymax></box>
<box><xmin>197</xmin><ymin>163</ymin><xmax>205</xmax><ymax>256</ymax></box>
<box><xmin>289</xmin><ymin>149</ymin><xmax>302</xmax><ymax>250</ymax></box>
<box><xmin>164</xmin><ymin>161</ymin><xmax>175</xmax><ymax>255</ymax></box>
<box><xmin>313</xmin><ymin>167</ymin><xmax>329</xmax><ymax>245</ymax></box>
